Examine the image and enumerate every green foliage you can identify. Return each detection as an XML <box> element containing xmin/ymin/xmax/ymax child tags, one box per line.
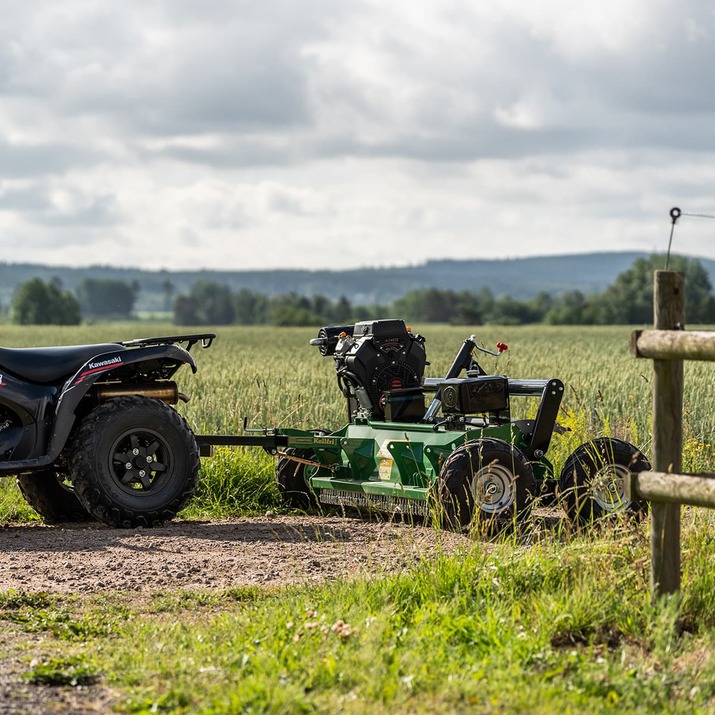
<box><xmin>175</xmin><ymin>281</ymin><xmax>235</xmax><ymax>325</ymax></box>
<box><xmin>233</xmin><ymin>288</ymin><xmax>269</xmax><ymax>325</ymax></box>
<box><xmin>394</xmin><ymin>254</ymin><xmax>715</xmax><ymax>326</ymax></box>
<box><xmin>0</xmin><ymin>477</ymin><xmax>38</xmax><ymax>524</ymax></box>
<box><xmin>269</xmin><ymin>293</ymin><xmax>322</xmax><ymax>327</ymax></box>
<box><xmin>543</xmin><ymin>290</ymin><xmax>594</xmax><ymax>324</ymax></box>
<box><xmin>174</xmin><ymin>254</ymin><xmax>715</xmax><ymax>327</ymax></box>
<box><xmin>0</xmin><ymin>590</ymin><xmax>55</xmax><ymax>610</ymax></box>
<box><xmin>11</xmin><ymin>278</ymin><xmax>81</xmax><ymax>325</ymax></box>
<box><xmin>1</xmin><ymin>589</ymin><xmax>126</xmax><ymax>641</ymax></box>
<box><xmin>76</xmin><ymin>278</ymin><xmax>139</xmax><ymax>318</ymax></box>
<box><xmin>24</xmin><ymin>656</ymin><xmax>101</xmax><ymax>686</ymax></box>
<box><xmin>6</xmin><ymin>522</ymin><xmax>715</xmax><ymax>712</ymax></box>
<box><xmin>183</xmin><ymin>448</ymin><xmax>280</xmax><ymax>518</ymax></box>
<box><xmin>174</xmin><ymin>280</ymin><xmax>384</xmax><ymax>327</ymax></box>
<box><xmin>394</xmin><ymin>288</ymin><xmax>482</xmax><ymax>323</ymax></box>
<box><xmin>596</xmin><ymin>255</ymin><xmax>715</xmax><ymax>324</ymax></box>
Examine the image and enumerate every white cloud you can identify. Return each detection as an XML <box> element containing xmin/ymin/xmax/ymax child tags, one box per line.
<box><xmin>0</xmin><ymin>0</ymin><xmax>715</xmax><ymax>270</ymax></box>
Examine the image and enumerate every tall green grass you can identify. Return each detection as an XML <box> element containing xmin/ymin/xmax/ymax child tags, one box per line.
<box><xmin>2</xmin><ymin>323</ymin><xmax>715</xmax><ymax>522</ymax></box>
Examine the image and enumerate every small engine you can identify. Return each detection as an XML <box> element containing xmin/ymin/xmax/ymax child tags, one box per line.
<box><xmin>312</xmin><ymin>319</ymin><xmax>427</xmax><ymax>421</ymax></box>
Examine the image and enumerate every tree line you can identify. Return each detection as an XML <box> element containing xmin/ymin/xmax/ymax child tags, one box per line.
<box><xmin>9</xmin><ymin>254</ymin><xmax>715</xmax><ymax>326</ymax></box>
<box><xmin>173</xmin><ymin>283</ymin><xmax>384</xmax><ymax>327</ymax></box>
<box><xmin>10</xmin><ymin>278</ymin><xmax>140</xmax><ymax>325</ymax></box>
<box><xmin>173</xmin><ymin>255</ymin><xmax>715</xmax><ymax>327</ymax></box>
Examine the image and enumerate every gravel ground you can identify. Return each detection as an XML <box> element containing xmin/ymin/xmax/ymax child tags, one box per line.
<box><xmin>0</xmin><ymin>515</ymin><xmax>471</xmax><ymax>713</ymax></box>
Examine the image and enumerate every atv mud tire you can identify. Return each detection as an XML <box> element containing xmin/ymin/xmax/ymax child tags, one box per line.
<box><xmin>276</xmin><ymin>448</ymin><xmax>318</xmax><ymax>511</ymax></box>
<box><xmin>69</xmin><ymin>396</ymin><xmax>200</xmax><ymax>528</ymax></box>
<box><xmin>559</xmin><ymin>437</ymin><xmax>650</xmax><ymax>525</ymax></box>
<box><xmin>16</xmin><ymin>469</ymin><xmax>92</xmax><ymax>524</ymax></box>
<box><xmin>436</xmin><ymin>438</ymin><xmax>535</xmax><ymax>532</ymax></box>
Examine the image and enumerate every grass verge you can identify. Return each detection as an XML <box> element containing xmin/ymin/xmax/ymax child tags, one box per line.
<box><xmin>3</xmin><ymin>512</ymin><xmax>715</xmax><ymax>714</ymax></box>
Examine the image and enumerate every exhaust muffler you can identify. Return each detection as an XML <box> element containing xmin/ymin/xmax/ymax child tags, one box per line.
<box><xmin>94</xmin><ymin>381</ymin><xmax>189</xmax><ymax>404</ymax></box>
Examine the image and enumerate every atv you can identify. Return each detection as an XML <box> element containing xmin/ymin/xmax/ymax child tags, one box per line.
<box><xmin>200</xmin><ymin>319</ymin><xmax>650</xmax><ymax>531</ymax></box>
<box><xmin>1</xmin><ymin>333</ymin><xmax>214</xmax><ymax>528</ymax></box>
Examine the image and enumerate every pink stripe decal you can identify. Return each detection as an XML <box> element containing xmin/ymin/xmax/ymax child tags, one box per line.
<box><xmin>73</xmin><ymin>361</ymin><xmax>125</xmax><ymax>385</ymax></box>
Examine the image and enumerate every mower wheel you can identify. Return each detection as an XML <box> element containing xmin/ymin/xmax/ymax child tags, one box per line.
<box><xmin>276</xmin><ymin>448</ymin><xmax>318</xmax><ymax>511</ymax></box>
<box><xmin>69</xmin><ymin>396</ymin><xmax>200</xmax><ymax>528</ymax></box>
<box><xmin>16</xmin><ymin>469</ymin><xmax>93</xmax><ymax>524</ymax></box>
<box><xmin>559</xmin><ymin>437</ymin><xmax>650</xmax><ymax>525</ymax></box>
<box><xmin>436</xmin><ymin>438</ymin><xmax>535</xmax><ymax>532</ymax></box>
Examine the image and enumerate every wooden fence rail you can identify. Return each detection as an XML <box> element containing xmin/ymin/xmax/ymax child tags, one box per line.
<box><xmin>630</xmin><ymin>270</ymin><xmax>715</xmax><ymax>600</ymax></box>
<box><xmin>625</xmin><ymin>471</ymin><xmax>715</xmax><ymax>510</ymax></box>
<box><xmin>631</xmin><ymin>329</ymin><xmax>715</xmax><ymax>362</ymax></box>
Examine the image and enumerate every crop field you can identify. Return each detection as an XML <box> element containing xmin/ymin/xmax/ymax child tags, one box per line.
<box><xmin>2</xmin><ymin>323</ymin><xmax>715</xmax><ymax>713</ymax></box>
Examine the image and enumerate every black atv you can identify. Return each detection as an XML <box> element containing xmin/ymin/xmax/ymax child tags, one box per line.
<box><xmin>0</xmin><ymin>333</ymin><xmax>214</xmax><ymax>528</ymax></box>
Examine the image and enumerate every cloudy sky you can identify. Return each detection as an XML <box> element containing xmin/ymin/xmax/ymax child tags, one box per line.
<box><xmin>1</xmin><ymin>0</ymin><xmax>714</xmax><ymax>271</ymax></box>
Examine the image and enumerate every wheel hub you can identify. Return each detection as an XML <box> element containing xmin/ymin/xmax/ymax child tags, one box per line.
<box><xmin>112</xmin><ymin>432</ymin><xmax>167</xmax><ymax>491</ymax></box>
<box><xmin>470</xmin><ymin>464</ymin><xmax>516</xmax><ymax>514</ymax></box>
<box><xmin>592</xmin><ymin>463</ymin><xmax>631</xmax><ymax>512</ymax></box>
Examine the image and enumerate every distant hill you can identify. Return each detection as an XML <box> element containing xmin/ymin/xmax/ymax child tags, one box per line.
<box><xmin>0</xmin><ymin>252</ymin><xmax>710</xmax><ymax>313</ymax></box>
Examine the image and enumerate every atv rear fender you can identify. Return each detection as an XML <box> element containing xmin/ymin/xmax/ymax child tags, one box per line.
<box><xmin>0</xmin><ymin>336</ymin><xmax>212</xmax><ymax>475</ymax></box>
<box><xmin>54</xmin><ymin>341</ymin><xmax>198</xmax><ymax>437</ymax></box>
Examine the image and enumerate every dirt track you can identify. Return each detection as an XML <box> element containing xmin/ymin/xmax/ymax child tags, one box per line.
<box><xmin>0</xmin><ymin>515</ymin><xmax>470</xmax><ymax>714</ymax></box>
<box><xmin>0</xmin><ymin>515</ymin><xmax>470</xmax><ymax>594</ymax></box>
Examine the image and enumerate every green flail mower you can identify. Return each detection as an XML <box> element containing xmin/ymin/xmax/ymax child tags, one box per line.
<box><xmin>198</xmin><ymin>319</ymin><xmax>650</xmax><ymax>531</ymax></box>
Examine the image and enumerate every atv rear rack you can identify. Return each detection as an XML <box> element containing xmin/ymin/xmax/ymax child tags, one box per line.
<box><xmin>120</xmin><ymin>334</ymin><xmax>216</xmax><ymax>351</ymax></box>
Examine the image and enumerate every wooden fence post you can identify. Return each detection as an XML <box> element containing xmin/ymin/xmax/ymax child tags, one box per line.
<box><xmin>651</xmin><ymin>270</ymin><xmax>685</xmax><ymax>599</ymax></box>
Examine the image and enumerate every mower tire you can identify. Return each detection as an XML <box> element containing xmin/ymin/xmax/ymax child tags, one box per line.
<box><xmin>436</xmin><ymin>438</ymin><xmax>535</xmax><ymax>532</ymax></box>
<box><xmin>69</xmin><ymin>396</ymin><xmax>200</xmax><ymax>528</ymax></box>
<box><xmin>276</xmin><ymin>448</ymin><xmax>318</xmax><ymax>511</ymax></box>
<box><xmin>16</xmin><ymin>469</ymin><xmax>93</xmax><ymax>524</ymax></box>
<box><xmin>559</xmin><ymin>437</ymin><xmax>650</xmax><ymax>525</ymax></box>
